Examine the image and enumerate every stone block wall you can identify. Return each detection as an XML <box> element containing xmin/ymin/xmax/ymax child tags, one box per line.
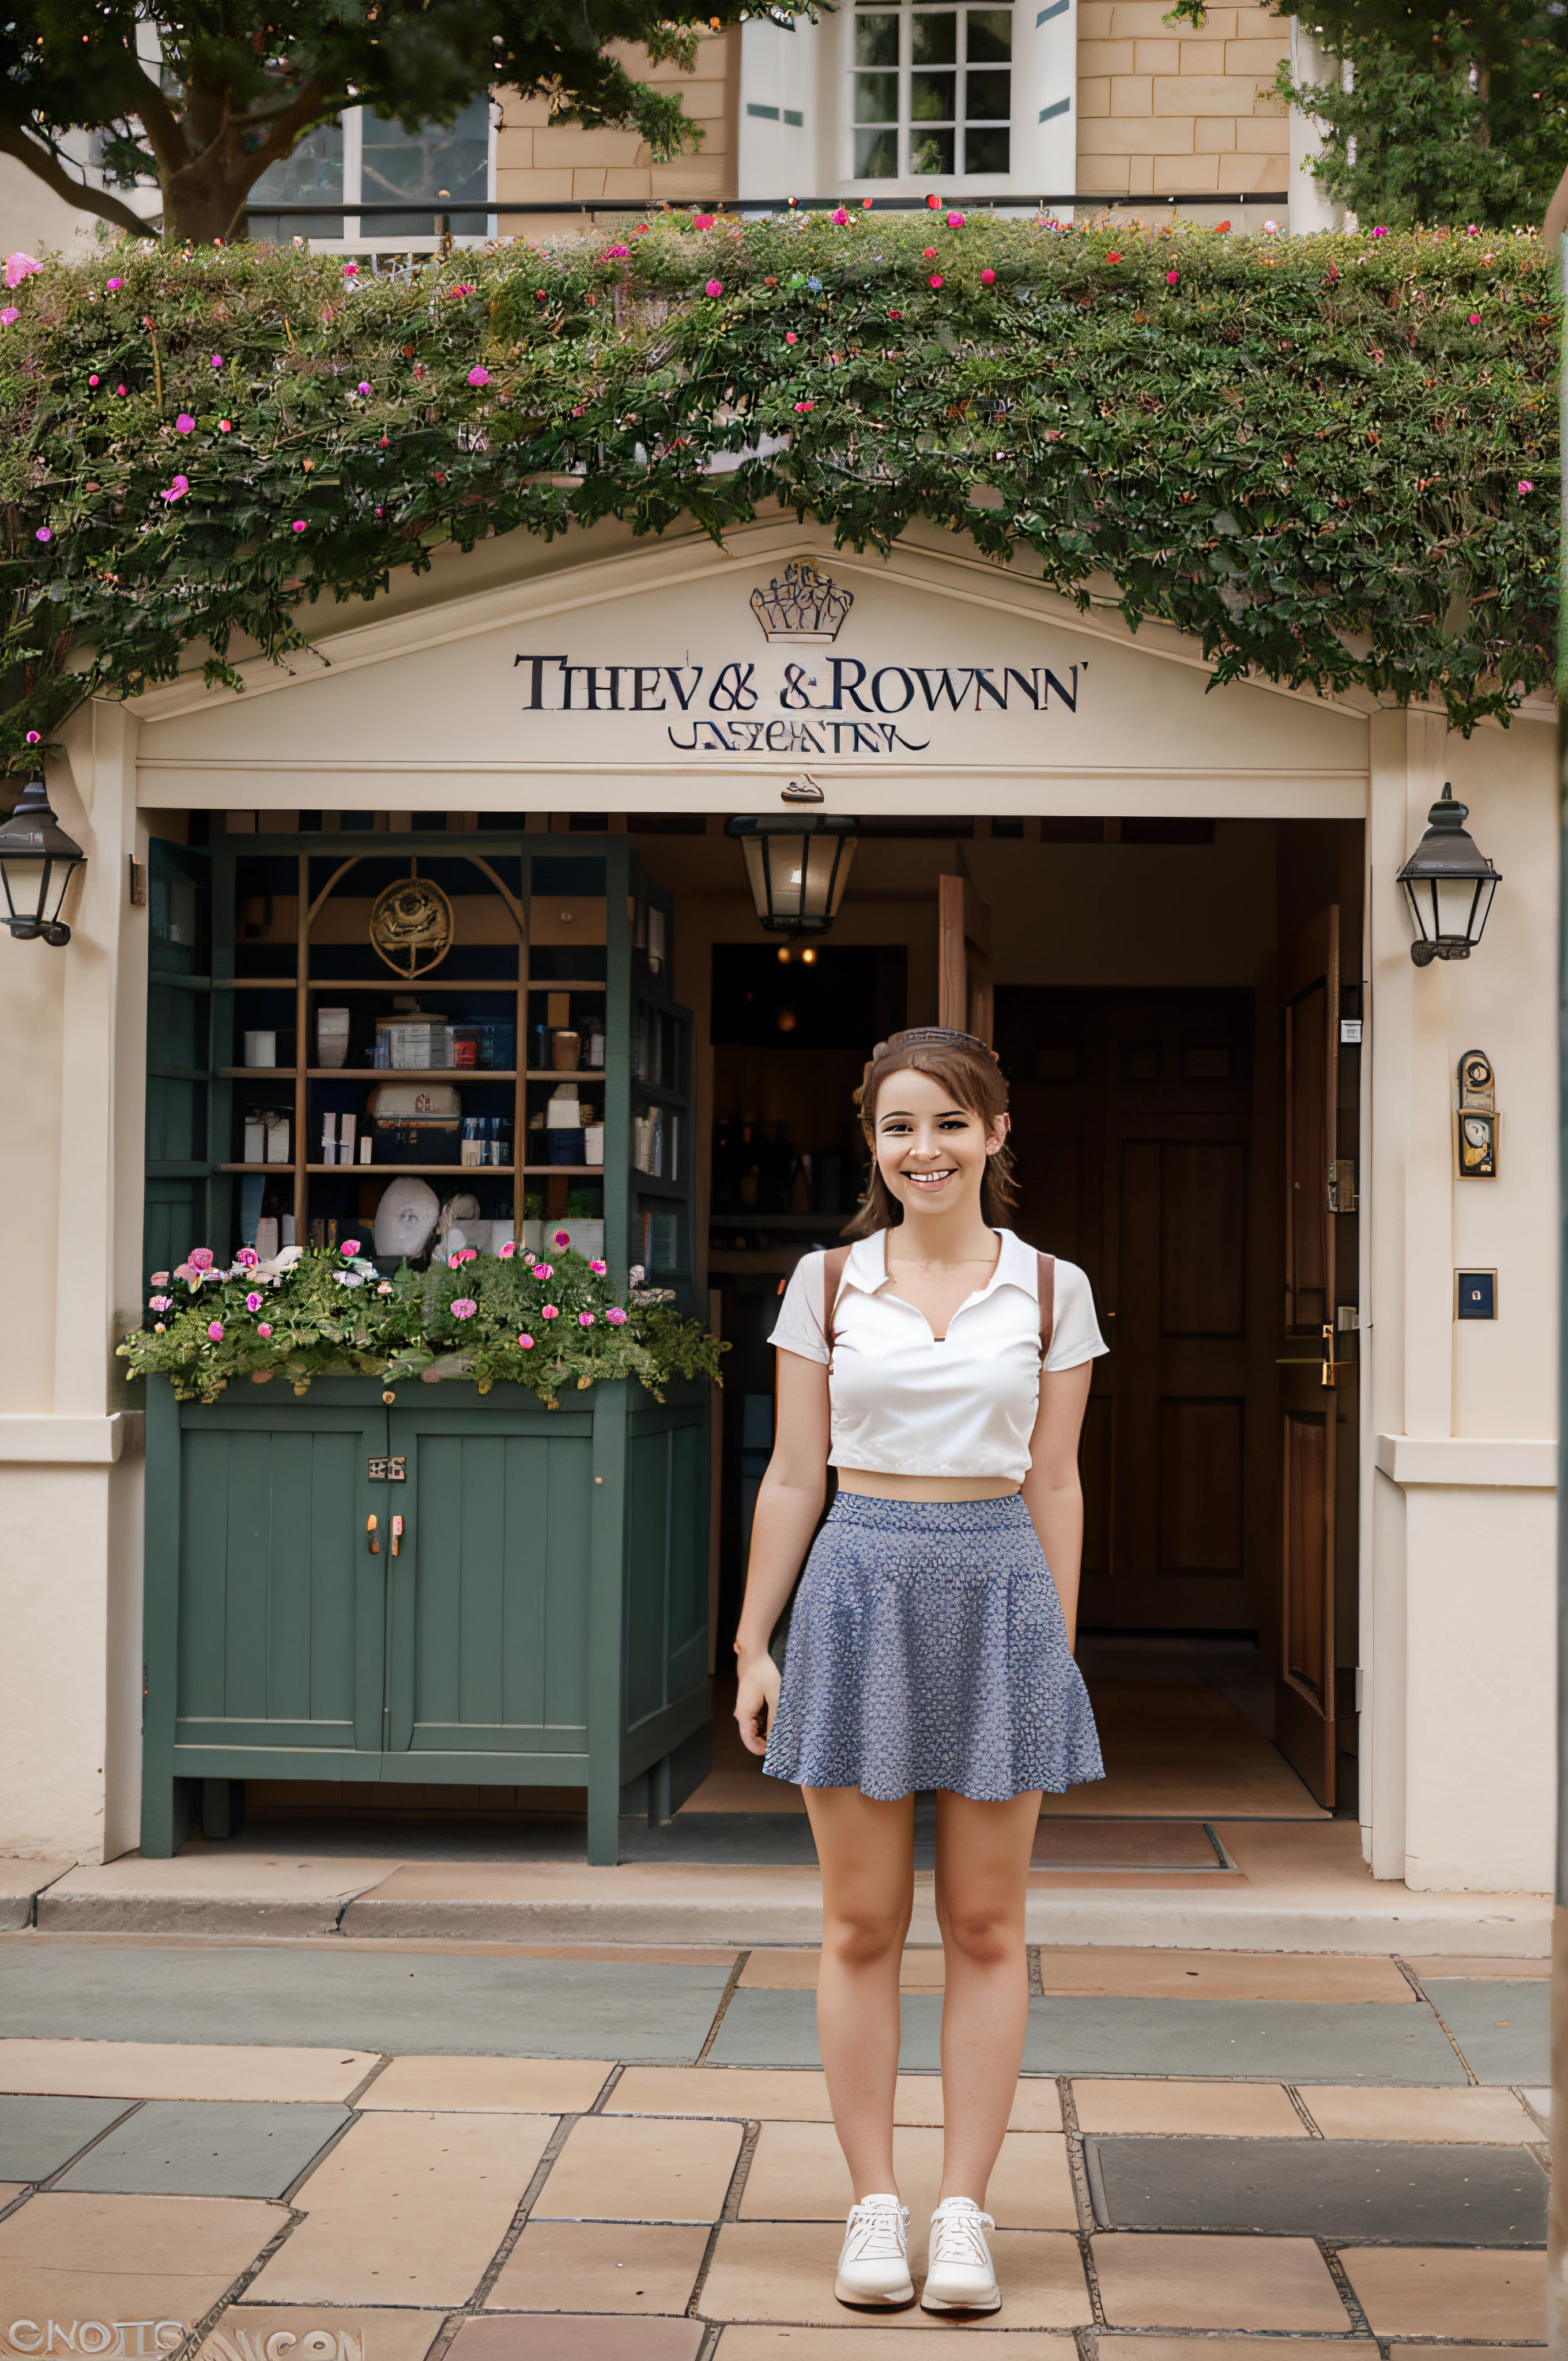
<box><xmin>495</xmin><ymin>31</ymin><xmax>740</xmax><ymax>231</ymax></box>
<box><xmin>1077</xmin><ymin>2</ymin><xmax>1291</xmax><ymax>200</ymax></box>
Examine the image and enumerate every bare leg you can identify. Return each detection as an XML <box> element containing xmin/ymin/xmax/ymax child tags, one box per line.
<box><xmin>802</xmin><ymin>1784</ymin><xmax>915</xmax><ymax>2200</ymax></box>
<box><xmin>933</xmin><ymin>1788</ymin><xmax>1041</xmax><ymax>2207</ymax></box>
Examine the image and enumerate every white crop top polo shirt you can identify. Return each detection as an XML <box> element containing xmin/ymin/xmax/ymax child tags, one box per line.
<box><xmin>768</xmin><ymin>1228</ymin><xmax>1107</xmax><ymax>1483</ymax></box>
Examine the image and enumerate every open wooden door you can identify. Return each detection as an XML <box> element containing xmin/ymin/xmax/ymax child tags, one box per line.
<box><xmin>1277</xmin><ymin>908</ymin><xmax>1340</xmax><ymax>1804</ymax></box>
<box><xmin>940</xmin><ymin>874</ymin><xmax>993</xmax><ymax>1043</ymax></box>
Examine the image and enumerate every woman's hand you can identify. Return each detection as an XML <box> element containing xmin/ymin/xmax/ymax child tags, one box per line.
<box><xmin>735</xmin><ymin>1648</ymin><xmax>782</xmax><ymax>1756</ymax></box>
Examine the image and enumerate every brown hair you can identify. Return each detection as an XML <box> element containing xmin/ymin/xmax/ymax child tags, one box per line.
<box><xmin>843</xmin><ymin>1027</ymin><xmax>1017</xmax><ymax>1238</ymax></box>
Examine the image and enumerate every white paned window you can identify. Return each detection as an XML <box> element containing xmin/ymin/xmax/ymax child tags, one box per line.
<box><xmin>851</xmin><ymin>1</ymin><xmax>1012</xmax><ymax>180</ymax></box>
<box><xmin>249</xmin><ymin>99</ymin><xmax>493</xmax><ymax>246</ymax></box>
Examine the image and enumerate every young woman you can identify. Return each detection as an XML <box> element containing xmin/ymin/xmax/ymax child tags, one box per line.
<box><xmin>733</xmin><ymin>1025</ymin><xmax>1106</xmax><ymax>2314</ymax></box>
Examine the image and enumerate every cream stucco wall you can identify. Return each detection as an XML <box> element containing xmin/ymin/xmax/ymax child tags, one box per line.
<box><xmin>0</xmin><ymin>516</ymin><xmax>1557</xmax><ymax>1892</ymax></box>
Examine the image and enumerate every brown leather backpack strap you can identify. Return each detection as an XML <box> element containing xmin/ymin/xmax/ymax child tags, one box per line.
<box><xmin>821</xmin><ymin>1244</ymin><xmax>853</xmax><ymax>1356</ymax></box>
<box><xmin>1036</xmin><ymin>1251</ymin><xmax>1056</xmax><ymax>1361</ymax></box>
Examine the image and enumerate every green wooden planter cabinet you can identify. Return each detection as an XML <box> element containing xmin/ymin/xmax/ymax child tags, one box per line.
<box><xmin>141</xmin><ymin>1370</ymin><xmax>711</xmax><ymax>1864</ymax></box>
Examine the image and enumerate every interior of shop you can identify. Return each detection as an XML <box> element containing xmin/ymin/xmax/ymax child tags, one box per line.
<box><xmin>143</xmin><ymin>806</ymin><xmax>1364</xmax><ymax>1861</ymax></box>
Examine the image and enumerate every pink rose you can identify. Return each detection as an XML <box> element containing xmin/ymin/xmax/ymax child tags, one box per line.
<box><xmin>451</xmin><ymin>1298</ymin><xmax>477</xmax><ymax>1320</ymax></box>
<box><xmin>578</xmin><ymin>1310</ymin><xmax>596</xmax><ymax>1326</ymax></box>
<box><xmin>606</xmin><ymin>1306</ymin><xmax>628</xmax><ymax>1326</ymax></box>
<box><xmin>292</xmin><ymin>520</ymin><xmax>307</xmax><ymax>533</ymax></box>
<box><xmin>206</xmin><ymin>1321</ymin><xmax>224</xmax><ymax>1342</ymax></box>
<box><xmin>211</xmin><ymin>354</ymin><xmax>223</xmax><ymax>369</ymax></box>
<box><xmin>106</xmin><ymin>277</ymin><xmax>123</xmax><ymax>291</ymax></box>
<box><xmin>1166</xmin><ymin>270</ymin><xmax>1179</xmax><ymax>285</ymax></box>
<box><xmin>541</xmin><ymin>1303</ymin><xmax>560</xmax><ymax>1320</ymax></box>
<box><xmin>534</xmin><ymin>1262</ymin><xmax>554</xmax><ymax>1281</ymax></box>
<box><xmin>341</xmin><ymin>1239</ymin><xmax>361</xmax><ymax>1257</ymax></box>
<box><xmin>235</xmin><ymin>1247</ymin><xmax>259</xmax><ymax>1268</ymax></box>
<box><xmin>785</xmin><ymin>331</ymin><xmax>797</xmax><ymax>344</ymax></box>
<box><xmin>947</xmin><ymin>210</ymin><xmax>965</xmax><ymax>227</ymax></box>
<box><xmin>148</xmin><ymin>1295</ymin><xmax>172</xmax><ymax>1312</ymax></box>
<box><xmin>0</xmin><ymin>308</ymin><xmax>18</xmax><ymax>327</ymax></box>
<box><xmin>468</xmin><ymin>366</ymin><xmax>491</xmax><ymax>386</ymax></box>
<box><xmin>150</xmin><ymin>1272</ymin><xmax>170</xmax><ymax>1286</ymax></box>
<box><xmin>831</xmin><ymin>208</ymin><xmax>849</xmax><ymax>226</ymax></box>
<box><xmin>553</xmin><ymin>1229</ymin><xmax>571</xmax><ymax>1246</ymax></box>
<box><xmin>929</xmin><ymin>274</ymin><xmax>944</xmax><ymax>290</ymax></box>
<box><xmin>246</xmin><ymin>1292</ymin><xmax>262</xmax><ymax>1312</ymax></box>
<box><xmin>517</xmin><ymin>1333</ymin><xmax>534</xmax><ymax>1349</ymax></box>
<box><xmin>705</xmin><ymin>279</ymin><xmax>724</xmax><ymax>298</ymax></box>
<box><xmin>980</xmin><ymin>269</ymin><xmax>996</xmax><ymax>285</ymax></box>
<box><xmin>589</xmin><ymin>1258</ymin><xmax>608</xmax><ymax>1276</ymax></box>
<box><xmin>257</xmin><ymin>1322</ymin><xmax>272</xmax><ymax>1338</ymax></box>
<box><xmin>692</xmin><ymin>213</ymin><xmax>715</xmax><ymax>231</ymax></box>
<box><xmin>342</xmin><ymin>262</ymin><xmax>359</xmax><ymax>277</ymax></box>
<box><xmin>1520</xmin><ymin>480</ymin><xmax>1535</xmax><ymax>494</ymax></box>
<box><xmin>499</xmin><ymin>1240</ymin><xmax>517</xmax><ymax>1259</ymax></box>
<box><xmin>175</xmin><ymin>412</ymin><xmax>195</xmax><ymax>433</ymax></box>
<box><xmin>188</xmin><ymin>1249</ymin><xmax>214</xmax><ymax>1270</ymax></box>
<box><xmin>4</xmin><ymin>253</ymin><xmax>40</xmax><ymax>289</ymax></box>
<box><xmin>35</xmin><ymin>526</ymin><xmax>51</xmax><ymax>541</ymax></box>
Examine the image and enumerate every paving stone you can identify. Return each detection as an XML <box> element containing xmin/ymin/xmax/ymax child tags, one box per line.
<box><xmin>604</xmin><ymin>2067</ymin><xmax>1060</xmax><ymax>2130</ymax></box>
<box><xmin>484</xmin><ymin>2219</ymin><xmax>709</xmax><ymax>2311</ymax></box>
<box><xmin>1303</xmin><ymin>2084</ymin><xmax>1543</xmax><ymax>2143</ymax></box>
<box><xmin>0</xmin><ymin>2039</ymin><xmax>379</xmax><ymax>2104</ymax></box>
<box><xmin>1039</xmin><ymin>1950</ymin><xmax>1414</xmax><ymax>2002</ymax></box>
<box><xmin>705</xmin><ymin>1993</ymin><xmax>945</xmax><ymax>2070</ymax></box>
<box><xmin>246</xmin><ymin>2111</ymin><xmax>553</xmax><ymax>2306</ymax></box>
<box><xmin>1340</xmin><ymin>2245</ymin><xmax>1547</xmax><ymax>2341</ymax></box>
<box><xmin>0</xmin><ymin>1945</ymin><xmax>732</xmax><ymax>2062</ymax></box>
<box><xmin>699</xmin><ymin>2221</ymin><xmax>1092</xmax><ymax>2328</ymax></box>
<box><xmin>453</xmin><ymin>2318</ymin><xmax>705</xmax><ymax>2361</ymax></box>
<box><xmin>0</xmin><ymin>2191</ymin><xmax>284</xmax><ymax>2337</ymax></box>
<box><xmin>534</xmin><ymin>2113</ymin><xmax>742</xmax><ymax>2221</ymax></box>
<box><xmin>1072</xmin><ymin>2080</ymin><xmax>1306</xmax><ymax>2137</ymax></box>
<box><xmin>0</xmin><ymin>2095</ymin><xmax>133</xmax><ymax>2181</ymax></box>
<box><xmin>1093</xmin><ymin>2231</ymin><xmax>1351</xmax><ymax>2330</ymax></box>
<box><xmin>54</xmin><ymin>2102</ymin><xmax>351</xmax><ymax>2200</ymax></box>
<box><xmin>739</xmin><ymin>2122</ymin><xmax>1076</xmax><ymax>2233</ymax></box>
<box><xmin>208</xmin><ymin>2307</ymin><xmax>444</xmax><ymax>2361</ymax></box>
<box><xmin>741</xmin><ymin>1951</ymin><xmax>948</xmax><ymax>1991</ymax></box>
<box><xmin>718</xmin><ymin>2336</ymin><xmax>1079</xmax><ymax>2356</ymax></box>
<box><xmin>1098</xmin><ymin>2344</ymin><xmax>1371</xmax><ymax>2360</ymax></box>
<box><xmin>359</xmin><ymin>2056</ymin><xmax>613</xmax><ymax>2112</ymax></box>
<box><xmin>0</xmin><ymin>2181</ymin><xmax>26</xmax><ymax>2209</ymax></box>
<box><xmin>1022</xmin><ymin>1997</ymin><xmax>1466</xmax><ymax>2083</ymax></box>
<box><xmin>1085</xmin><ymin>2134</ymin><xmax>1547</xmax><ymax>2244</ymax></box>
<box><xmin>1418</xmin><ymin>1979</ymin><xmax>1550</xmax><ymax>2085</ymax></box>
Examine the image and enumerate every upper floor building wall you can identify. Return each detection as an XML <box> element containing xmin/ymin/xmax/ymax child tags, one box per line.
<box><xmin>1077</xmin><ymin>2</ymin><xmax>1291</xmax><ymax>200</ymax></box>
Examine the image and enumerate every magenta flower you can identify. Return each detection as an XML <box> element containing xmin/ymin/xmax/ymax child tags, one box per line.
<box><xmin>794</xmin><ymin>399</ymin><xmax>813</xmax><ymax>413</ymax></box>
<box><xmin>235</xmin><ymin>1247</ymin><xmax>259</xmax><ymax>1268</ymax></box>
<box><xmin>106</xmin><ymin>277</ymin><xmax>124</xmax><ymax>292</ymax></box>
<box><xmin>341</xmin><ymin>1239</ymin><xmax>361</xmax><ymax>1257</ymax></box>
<box><xmin>246</xmin><ymin>1292</ymin><xmax>263</xmax><ymax>1312</ymax></box>
<box><xmin>0</xmin><ymin>307</ymin><xmax>18</xmax><ymax>327</ymax></box>
<box><xmin>446</xmin><ymin>283</ymin><xmax>476</xmax><ymax>298</ymax></box>
<box><xmin>150</xmin><ymin>1272</ymin><xmax>170</xmax><ymax>1287</ymax></box>
<box><xmin>89</xmin><ymin>374</ymin><xmax>99</xmax><ymax>386</ymax></box>
<box><xmin>207</xmin><ymin>1321</ymin><xmax>224</xmax><ymax>1342</ymax></box>
<box><xmin>116</xmin><ymin>384</ymin><xmax>127</xmax><ymax>395</ymax></box>
<box><xmin>692</xmin><ymin>213</ymin><xmax>715</xmax><ymax>231</ymax></box>
<box><xmin>25</xmin><ymin>730</ymin><xmax>41</xmax><ymax>745</ymax></box>
<box><xmin>980</xmin><ymin>268</ymin><xmax>996</xmax><ymax>285</ymax></box>
<box><xmin>534</xmin><ymin>1262</ymin><xmax>555</xmax><ymax>1281</ymax></box>
<box><xmin>161</xmin><ymin>477</ymin><xmax>188</xmax><ymax>503</ymax></box>
<box><xmin>1469</xmin><ymin>311</ymin><xmax>1482</xmax><ymax>325</ymax></box>
<box><xmin>291</xmin><ymin>519</ymin><xmax>307</xmax><ymax>533</ymax></box>
<box><xmin>175</xmin><ymin>412</ymin><xmax>195</xmax><ymax>433</ymax></box>
<box><xmin>947</xmin><ymin>211</ymin><xmax>966</xmax><ymax>227</ymax></box>
<box><xmin>785</xmin><ymin>331</ymin><xmax>797</xmax><ymax>344</ymax></box>
<box><xmin>35</xmin><ymin>526</ymin><xmax>51</xmax><ymax>542</ymax></box>
<box><xmin>1371</xmin><ymin>224</ymin><xmax>1389</xmax><ymax>237</ymax></box>
<box><xmin>589</xmin><ymin>1258</ymin><xmax>608</xmax><ymax>1276</ymax></box>
<box><xmin>499</xmin><ymin>1239</ymin><xmax>517</xmax><ymax>1259</ymax></box>
<box><xmin>1520</xmin><ymin>480</ymin><xmax>1535</xmax><ymax>494</ymax></box>
<box><xmin>342</xmin><ymin>262</ymin><xmax>359</xmax><ymax>277</ymax></box>
<box><xmin>257</xmin><ymin>1321</ymin><xmax>272</xmax><ymax>1338</ymax></box>
<box><xmin>831</xmin><ymin>207</ymin><xmax>850</xmax><ymax>226</ymax></box>
<box><xmin>929</xmin><ymin>273</ymin><xmax>944</xmax><ymax>289</ymax></box>
<box><xmin>578</xmin><ymin>1311</ymin><xmax>596</xmax><ymax>1327</ymax></box>
<box><xmin>357</xmin><ymin>381</ymin><xmax>371</xmax><ymax>395</ymax></box>
<box><xmin>1166</xmin><ymin>270</ymin><xmax>1179</xmax><ymax>285</ymax></box>
<box><xmin>451</xmin><ymin>1298</ymin><xmax>477</xmax><ymax>1320</ymax></box>
<box><xmin>211</xmin><ymin>353</ymin><xmax>223</xmax><ymax>368</ymax></box>
<box><xmin>704</xmin><ymin>278</ymin><xmax>724</xmax><ymax>298</ymax></box>
<box><xmin>188</xmin><ymin>1249</ymin><xmax>214</xmax><ymax>1271</ymax></box>
<box><xmin>606</xmin><ymin>1306</ymin><xmax>628</xmax><ymax>1326</ymax></box>
<box><xmin>553</xmin><ymin>1229</ymin><xmax>571</xmax><ymax>1246</ymax></box>
<box><xmin>148</xmin><ymin>1295</ymin><xmax>172</xmax><ymax>1312</ymax></box>
<box><xmin>4</xmin><ymin>253</ymin><xmax>40</xmax><ymax>289</ymax></box>
<box><xmin>517</xmin><ymin>1332</ymin><xmax>535</xmax><ymax>1349</ymax></box>
<box><xmin>605</xmin><ymin>243</ymin><xmax>628</xmax><ymax>258</ymax></box>
<box><xmin>541</xmin><ymin>1303</ymin><xmax>560</xmax><ymax>1320</ymax></box>
<box><xmin>468</xmin><ymin>365</ymin><xmax>491</xmax><ymax>387</ymax></box>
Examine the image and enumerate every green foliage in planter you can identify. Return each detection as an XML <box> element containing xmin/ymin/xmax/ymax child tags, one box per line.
<box><xmin>1</xmin><ymin>213</ymin><xmax>1556</xmax><ymax>745</ymax></box>
<box><xmin>116</xmin><ymin>1239</ymin><xmax>726</xmax><ymax>1405</ymax></box>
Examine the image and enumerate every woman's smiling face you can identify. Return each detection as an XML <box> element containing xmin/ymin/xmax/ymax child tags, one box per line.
<box><xmin>872</xmin><ymin>1065</ymin><xmax>1009</xmax><ymax>1220</ymax></box>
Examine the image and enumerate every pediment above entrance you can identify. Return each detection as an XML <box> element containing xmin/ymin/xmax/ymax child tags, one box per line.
<box><xmin>130</xmin><ymin>521</ymin><xmax>1367</xmax><ymax>815</ymax></box>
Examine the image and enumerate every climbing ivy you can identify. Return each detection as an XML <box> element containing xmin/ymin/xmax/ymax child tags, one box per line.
<box><xmin>0</xmin><ymin>212</ymin><xmax>1556</xmax><ymax>750</ymax></box>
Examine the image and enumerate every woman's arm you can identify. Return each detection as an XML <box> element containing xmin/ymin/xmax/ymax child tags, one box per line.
<box><xmin>1020</xmin><ymin>1361</ymin><xmax>1094</xmax><ymax>1650</ymax></box>
<box><xmin>733</xmin><ymin>1348</ymin><xmax>831</xmax><ymax>1755</ymax></box>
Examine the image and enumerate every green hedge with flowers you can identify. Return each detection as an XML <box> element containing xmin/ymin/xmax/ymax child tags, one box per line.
<box><xmin>117</xmin><ymin>1235</ymin><xmax>726</xmax><ymax>1406</ymax></box>
<box><xmin>0</xmin><ymin>209</ymin><xmax>1556</xmax><ymax>746</ymax></box>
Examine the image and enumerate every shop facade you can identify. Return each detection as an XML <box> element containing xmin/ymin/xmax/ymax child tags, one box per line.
<box><xmin>0</xmin><ymin>509</ymin><xmax>1556</xmax><ymax>1896</ymax></box>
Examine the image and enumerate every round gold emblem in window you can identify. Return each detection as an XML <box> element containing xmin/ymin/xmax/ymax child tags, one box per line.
<box><xmin>369</xmin><ymin>874</ymin><xmax>454</xmax><ymax>979</ymax></box>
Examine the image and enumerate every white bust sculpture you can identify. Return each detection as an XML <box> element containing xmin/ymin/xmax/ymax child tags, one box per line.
<box><xmin>374</xmin><ymin>1176</ymin><xmax>440</xmax><ymax>1262</ymax></box>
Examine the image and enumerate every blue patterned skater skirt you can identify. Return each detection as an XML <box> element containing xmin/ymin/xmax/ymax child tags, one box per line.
<box><xmin>763</xmin><ymin>1492</ymin><xmax>1105</xmax><ymax>1803</ymax></box>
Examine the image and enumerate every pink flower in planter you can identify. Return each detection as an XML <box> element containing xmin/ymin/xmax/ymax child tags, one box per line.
<box><xmin>148</xmin><ymin>1295</ymin><xmax>173</xmax><ymax>1312</ymax></box>
<box><xmin>499</xmin><ymin>1239</ymin><xmax>517</xmax><ymax>1258</ymax></box>
<box><xmin>107</xmin><ymin>277</ymin><xmax>124</xmax><ymax>291</ymax></box>
<box><xmin>831</xmin><ymin>208</ymin><xmax>850</xmax><ymax>226</ymax></box>
<box><xmin>1167</xmin><ymin>270</ymin><xmax>1179</xmax><ymax>285</ymax></box>
<box><xmin>175</xmin><ymin>413</ymin><xmax>195</xmax><ymax>433</ymax></box>
<box><xmin>378</xmin><ymin>1281</ymin><xmax>393</xmax><ymax>1295</ymax></box>
<box><xmin>541</xmin><ymin>1303</ymin><xmax>560</xmax><ymax>1320</ymax></box>
<box><xmin>517</xmin><ymin>1333</ymin><xmax>535</xmax><ymax>1349</ymax></box>
<box><xmin>705</xmin><ymin>279</ymin><xmax>724</xmax><ymax>298</ymax></box>
<box><xmin>235</xmin><ymin>1247</ymin><xmax>259</xmax><ymax>1268</ymax></box>
<box><xmin>1520</xmin><ymin>479</ymin><xmax>1535</xmax><ymax>494</ymax></box>
<box><xmin>534</xmin><ymin>1262</ymin><xmax>554</xmax><ymax>1281</ymax></box>
<box><xmin>468</xmin><ymin>366</ymin><xmax>491</xmax><ymax>386</ymax></box>
<box><xmin>5</xmin><ymin>253</ymin><xmax>40</xmax><ymax>288</ymax></box>
<box><xmin>946</xmin><ymin>211</ymin><xmax>965</xmax><ymax>228</ymax></box>
<box><xmin>257</xmin><ymin>1322</ymin><xmax>272</xmax><ymax>1338</ymax></box>
<box><xmin>206</xmin><ymin>1321</ymin><xmax>224</xmax><ymax>1342</ymax></box>
<box><xmin>150</xmin><ymin>1272</ymin><xmax>170</xmax><ymax>1287</ymax></box>
<box><xmin>161</xmin><ymin>477</ymin><xmax>188</xmax><ymax>503</ymax></box>
<box><xmin>450</xmin><ymin>1298</ymin><xmax>477</xmax><ymax>1320</ymax></box>
<box><xmin>0</xmin><ymin>307</ymin><xmax>18</xmax><ymax>327</ymax></box>
<box><xmin>692</xmin><ymin>214</ymin><xmax>715</xmax><ymax>231</ymax></box>
<box><xmin>188</xmin><ymin>1249</ymin><xmax>215</xmax><ymax>1270</ymax></box>
<box><xmin>578</xmin><ymin>1310</ymin><xmax>596</xmax><ymax>1326</ymax></box>
<box><xmin>980</xmin><ymin>269</ymin><xmax>996</xmax><ymax>284</ymax></box>
<box><xmin>25</xmin><ymin>731</ymin><xmax>41</xmax><ymax>744</ymax></box>
<box><xmin>553</xmin><ymin>1229</ymin><xmax>571</xmax><ymax>1246</ymax></box>
<box><xmin>246</xmin><ymin>1292</ymin><xmax>262</xmax><ymax>1312</ymax></box>
<box><xmin>589</xmin><ymin>1258</ymin><xmax>607</xmax><ymax>1275</ymax></box>
<box><xmin>929</xmin><ymin>274</ymin><xmax>943</xmax><ymax>290</ymax></box>
<box><xmin>340</xmin><ymin>1239</ymin><xmax>361</xmax><ymax>1257</ymax></box>
<box><xmin>211</xmin><ymin>353</ymin><xmax>223</xmax><ymax>369</ymax></box>
<box><xmin>606</xmin><ymin>1306</ymin><xmax>628</xmax><ymax>1325</ymax></box>
<box><xmin>292</xmin><ymin>520</ymin><xmax>307</xmax><ymax>533</ymax></box>
<box><xmin>342</xmin><ymin>262</ymin><xmax>359</xmax><ymax>277</ymax></box>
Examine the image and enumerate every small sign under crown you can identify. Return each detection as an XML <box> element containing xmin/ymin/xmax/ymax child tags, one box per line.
<box><xmin>749</xmin><ymin>562</ymin><xmax>854</xmax><ymax>643</ymax></box>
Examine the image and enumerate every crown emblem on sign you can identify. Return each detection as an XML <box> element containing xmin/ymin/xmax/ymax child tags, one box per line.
<box><xmin>749</xmin><ymin>562</ymin><xmax>854</xmax><ymax>643</ymax></box>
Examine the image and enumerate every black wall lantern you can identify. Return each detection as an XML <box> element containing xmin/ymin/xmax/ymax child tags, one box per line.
<box><xmin>0</xmin><ymin>777</ymin><xmax>87</xmax><ymax>946</ymax></box>
<box><xmin>725</xmin><ymin>812</ymin><xmax>860</xmax><ymax>937</ymax></box>
<box><xmin>1396</xmin><ymin>783</ymin><xmax>1501</xmax><ymax>967</ymax></box>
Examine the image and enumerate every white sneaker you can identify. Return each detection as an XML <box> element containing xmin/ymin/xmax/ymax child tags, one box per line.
<box><xmin>921</xmin><ymin>2196</ymin><xmax>1001</xmax><ymax>2311</ymax></box>
<box><xmin>834</xmin><ymin>2192</ymin><xmax>914</xmax><ymax>2307</ymax></box>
